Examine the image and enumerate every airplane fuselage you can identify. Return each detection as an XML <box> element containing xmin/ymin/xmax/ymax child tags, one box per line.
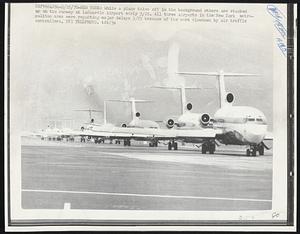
<box><xmin>177</xmin><ymin>112</ymin><xmax>202</xmax><ymax>128</ymax></box>
<box><xmin>213</xmin><ymin>106</ymin><xmax>268</xmax><ymax>145</ymax></box>
<box><xmin>128</xmin><ymin>119</ymin><xmax>159</xmax><ymax>129</ymax></box>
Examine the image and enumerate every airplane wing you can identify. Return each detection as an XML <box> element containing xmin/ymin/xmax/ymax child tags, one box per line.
<box><xmin>71</xmin><ymin>126</ymin><xmax>222</xmax><ymax>143</ymax></box>
<box><xmin>28</xmin><ymin>125</ymin><xmax>222</xmax><ymax>144</ymax></box>
<box><xmin>264</xmin><ymin>131</ymin><xmax>273</xmax><ymax>140</ymax></box>
<box><xmin>137</xmin><ymin>128</ymin><xmax>222</xmax><ymax>142</ymax></box>
<box><xmin>67</xmin><ymin>127</ymin><xmax>158</xmax><ymax>140</ymax></box>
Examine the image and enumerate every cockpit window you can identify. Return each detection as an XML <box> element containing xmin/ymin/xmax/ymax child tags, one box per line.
<box><xmin>246</xmin><ymin>117</ymin><xmax>266</xmax><ymax>124</ymax></box>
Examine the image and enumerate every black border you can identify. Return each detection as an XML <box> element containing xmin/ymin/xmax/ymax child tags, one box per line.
<box><xmin>4</xmin><ymin>1</ymin><xmax>295</xmax><ymax>230</ymax></box>
<box><xmin>286</xmin><ymin>2</ymin><xmax>295</xmax><ymax>227</ymax></box>
<box><xmin>6</xmin><ymin>2</ymin><xmax>11</xmax><ymax>229</ymax></box>
<box><xmin>1</xmin><ymin>2</ymin><xmax>5</xmax><ymax>234</ymax></box>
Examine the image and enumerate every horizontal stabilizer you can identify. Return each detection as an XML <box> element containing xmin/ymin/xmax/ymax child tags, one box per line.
<box><xmin>177</xmin><ymin>72</ymin><xmax>219</xmax><ymax>76</ymax></box>
<box><xmin>222</xmin><ymin>73</ymin><xmax>259</xmax><ymax>77</ymax></box>
<box><xmin>151</xmin><ymin>85</ymin><xmax>205</xmax><ymax>90</ymax></box>
<box><xmin>177</xmin><ymin>71</ymin><xmax>258</xmax><ymax>77</ymax></box>
<box><xmin>106</xmin><ymin>99</ymin><xmax>152</xmax><ymax>103</ymax></box>
<box><xmin>73</xmin><ymin>109</ymin><xmax>103</xmax><ymax>112</ymax></box>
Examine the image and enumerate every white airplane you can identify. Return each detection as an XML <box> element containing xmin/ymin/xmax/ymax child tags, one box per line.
<box><xmin>151</xmin><ymin>85</ymin><xmax>212</xmax><ymax>129</ymax></box>
<box><xmin>30</xmin><ymin>119</ymin><xmax>75</xmax><ymax>141</ymax></box>
<box><xmin>149</xmin><ymin>42</ymin><xmax>272</xmax><ymax>156</ymax></box>
<box><xmin>74</xmin><ymin>98</ymin><xmax>161</xmax><ymax>146</ymax></box>
<box><xmin>177</xmin><ymin>70</ymin><xmax>272</xmax><ymax>156</ymax></box>
<box><xmin>75</xmin><ymin>104</ymin><xmax>118</xmax><ymax>143</ymax></box>
<box><xmin>105</xmin><ymin>97</ymin><xmax>160</xmax><ymax>146</ymax></box>
<box><xmin>107</xmin><ymin>97</ymin><xmax>160</xmax><ymax>129</ymax></box>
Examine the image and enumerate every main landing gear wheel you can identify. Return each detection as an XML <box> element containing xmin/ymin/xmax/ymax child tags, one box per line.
<box><xmin>124</xmin><ymin>139</ymin><xmax>131</xmax><ymax>146</ymax></box>
<box><xmin>258</xmin><ymin>144</ymin><xmax>264</xmax><ymax>155</ymax></box>
<box><xmin>95</xmin><ymin>138</ymin><xmax>102</xmax><ymax>144</ymax></box>
<box><xmin>168</xmin><ymin>141</ymin><xmax>178</xmax><ymax>150</ymax></box>
<box><xmin>201</xmin><ymin>144</ymin><xmax>207</xmax><ymax>154</ymax></box>
<box><xmin>173</xmin><ymin>142</ymin><xmax>178</xmax><ymax>150</ymax></box>
<box><xmin>201</xmin><ymin>141</ymin><xmax>215</xmax><ymax>154</ymax></box>
<box><xmin>80</xmin><ymin>137</ymin><xmax>86</xmax><ymax>143</ymax></box>
<box><xmin>149</xmin><ymin>142</ymin><xmax>158</xmax><ymax>147</ymax></box>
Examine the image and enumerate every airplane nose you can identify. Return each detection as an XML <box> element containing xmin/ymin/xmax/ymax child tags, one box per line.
<box><xmin>245</xmin><ymin>125</ymin><xmax>267</xmax><ymax>144</ymax></box>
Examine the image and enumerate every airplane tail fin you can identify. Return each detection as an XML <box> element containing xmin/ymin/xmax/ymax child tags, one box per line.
<box><xmin>151</xmin><ymin>85</ymin><xmax>210</xmax><ymax>114</ymax></box>
<box><xmin>106</xmin><ymin>98</ymin><xmax>153</xmax><ymax>121</ymax></box>
<box><xmin>177</xmin><ymin>71</ymin><xmax>258</xmax><ymax>108</ymax></box>
<box><xmin>167</xmin><ymin>42</ymin><xmax>180</xmax><ymax>76</ymax></box>
<box><xmin>73</xmin><ymin>109</ymin><xmax>102</xmax><ymax>123</ymax></box>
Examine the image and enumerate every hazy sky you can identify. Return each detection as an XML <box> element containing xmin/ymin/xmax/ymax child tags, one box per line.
<box><xmin>9</xmin><ymin>3</ymin><xmax>279</xmax><ymax>131</ymax></box>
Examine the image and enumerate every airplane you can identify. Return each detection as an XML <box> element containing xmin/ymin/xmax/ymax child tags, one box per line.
<box><xmin>107</xmin><ymin>97</ymin><xmax>160</xmax><ymax>129</ymax></box>
<box><xmin>72</xmin><ymin>99</ymin><xmax>160</xmax><ymax>146</ymax></box>
<box><xmin>151</xmin><ymin>85</ymin><xmax>212</xmax><ymax>129</ymax></box>
<box><xmin>177</xmin><ymin>70</ymin><xmax>272</xmax><ymax>156</ymax></box>
<box><xmin>32</xmin><ymin>119</ymin><xmax>73</xmax><ymax>141</ymax></box>
<box><xmin>148</xmin><ymin>41</ymin><xmax>272</xmax><ymax>156</ymax></box>
<box><xmin>105</xmin><ymin>97</ymin><xmax>160</xmax><ymax>146</ymax></box>
<box><xmin>75</xmin><ymin>105</ymin><xmax>116</xmax><ymax>143</ymax></box>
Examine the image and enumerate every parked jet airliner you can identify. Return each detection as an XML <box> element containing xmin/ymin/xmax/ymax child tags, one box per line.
<box><xmin>178</xmin><ymin>70</ymin><xmax>272</xmax><ymax>156</ymax></box>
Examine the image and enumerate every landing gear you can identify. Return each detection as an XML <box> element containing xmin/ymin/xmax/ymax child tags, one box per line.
<box><xmin>149</xmin><ymin>141</ymin><xmax>158</xmax><ymax>147</ymax></box>
<box><xmin>168</xmin><ymin>140</ymin><xmax>178</xmax><ymax>150</ymax></box>
<box><xmin>124</xmin><ymin>139</ymin><xmax>131</xmax><ymax>146</ymax></box>
<box><xmin>94</xmin><ymin>138</ymin><xmax>102</xmax><ymax>144</ymax></box>
<box><xmin>201</xmin><ymin>141</ymin><xmax>215</xmax><ymax>154</ymax></box>
<box><xmin>246</xmin><ymin>145</ymin><xmax>259</xmax><ymax>156</ymax></box>
<box><xmin>80</xmin><ymin>137</ymin><xmax>86</xmax><ymax>143</ymax></box>
<box><xmin>258</xmin><ymin>143</ymin><xmax>264</xmax><ymax>155</ymax></box>
<box><xmin>250</xmin><ymin>147</ymin><xmax>257</xmax><ymax>156</ymax></box>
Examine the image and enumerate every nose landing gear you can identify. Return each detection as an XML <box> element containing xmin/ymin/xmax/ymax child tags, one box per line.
<box><xmin>246</xmin><ymin>147</ymin><xmax>256</xmax><ymax>156</ymax></box>
<box><xmin>246</xmin><ymin>143</ymin><xmax>265</xmax><ymax>156</ymax></box>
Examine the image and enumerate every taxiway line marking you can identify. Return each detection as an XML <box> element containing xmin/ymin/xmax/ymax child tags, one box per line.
<box><xmin>22</xmin><ymin>189</ymin><xmax>271</xmax><ymax>203</ymax></box>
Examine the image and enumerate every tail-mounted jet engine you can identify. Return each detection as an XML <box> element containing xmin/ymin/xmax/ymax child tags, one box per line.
<box><xmin>200</xmin><ymin>113</ymin><xmax>210</xmax><ymax>127</ymax></box>
<box><xmin>135</xmin><ymin>112</ymin><xmax>140</xmax><ymax>118</ymax></box>
<box><xmin>226</xmin><ymin>92</ymin><xmax>234</xmax><ymax>104</ymax></box>
<box><xmin>121</xmin><ymin>123</ymin><xmax>127</xmax><ymax>127</ymax></box>
<box><xmin>166</xmin><ymin>118</ymin><xmax>175</xmax><ymax>129</ymax></box>
<box><xmin>186</xmin><ymin>103</ymin><xmax>193</xmax><ymax>111</ymax></box>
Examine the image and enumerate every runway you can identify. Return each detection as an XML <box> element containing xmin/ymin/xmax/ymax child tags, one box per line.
<box><xmin>21</xmin><ymin>138</ymin><xmax>273</xmax><ymax>211</ymax></box>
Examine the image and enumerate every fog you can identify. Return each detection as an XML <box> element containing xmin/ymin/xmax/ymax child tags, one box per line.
<box><xmin>9</xmin><ymin>3</ymin><xmax>274</xmax><ymax>131</ymax></box>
